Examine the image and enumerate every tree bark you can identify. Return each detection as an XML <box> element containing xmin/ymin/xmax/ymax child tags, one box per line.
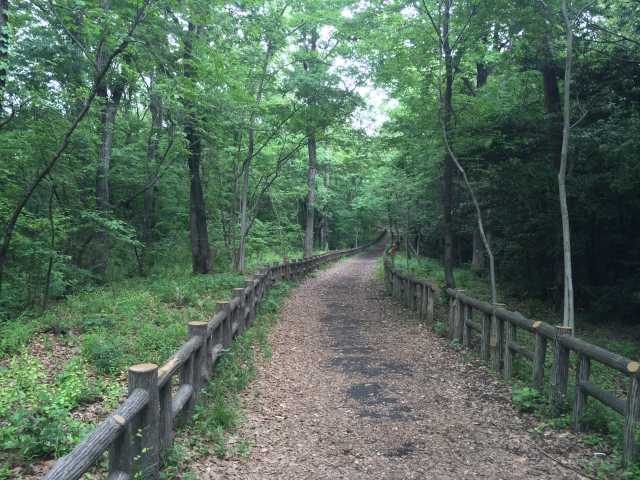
<box><xmin>320</xmin><ymin>164</ymin><xmax>330</xmax><ymax>250</ymax></box>
<box><xmin>237</xmin><ymin>44</ymin><xmax>272</xmax><ymax>273</ymax></box>
<box><xmin>542</xmin><ymin>63</ymin><xmax>561</xmax><ymax>115</ymax></box>
<box><xmin>476</xmin><ymin>61</ymin><xmax>488</xmax><ymax>89</ymax></box>
<box><xmin>559</xmin><ymin>0</ymin><xmax>575</xmax><ymax>331</ymax></box>
<box><xmin>0</xmin><ymin>0</ymin><xmax>8</xmax><ymax>108</ymax></box>
<box><xmin>42</xmin><ymin>184</ymin><xmax>56</xmax><ymax>311</ymax></box>
<box><xmin>141</xmin><ymin>88</ymin><xmax>162</xmax><ymax>272</ymax></box>
<box><xmin>94</xmin><ymin>44</ymin><xmax>125</xmax><ymax>276</ymax></box>
<box><xmin>441</xmin><ymin>0</ymin><xmax>456</xmax><ymax>289</ymax></box>
<box><xmin>471</xmin><ymin>227</ymin><xmax>485</xmax><ymax>272</ymax></box>
<box><xmin>237</xmin><ymin>128</ymin><xmax>252</xmax><ymax>272</ymax></box>
<box><xmin>303</xmin><ymin>130</ymin><xmax>317</xmax><ymax>258</ymax></box>
<box><xmin>184</xmin><ymin>21</ymin><xmax>212</xmax><ymax>274</ymax></box>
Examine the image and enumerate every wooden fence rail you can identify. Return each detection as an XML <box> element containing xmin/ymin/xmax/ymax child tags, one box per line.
<box><xmin>44</xmin><ymin>237</ymin><xmax>383</xmax><ymax>480</ymax></box>
<box><xmin>383</xmin><ymin>256</ymin><xmax>640</xmax><ymax>466</ymax></box>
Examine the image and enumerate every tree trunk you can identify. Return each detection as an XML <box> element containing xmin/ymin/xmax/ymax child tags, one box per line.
<box><xmin>442</xmin><ymin>0</ymin><xmax>456</xmax><ymax>289</ymax></box>
<box><xmin>184</xmin><ymin>22</ymin><xmax>213</xmax><ymax>274</ymax></box>
<box><xmin>93</xmin><ymin>48</ymin><xmax>124</xmax><ymax>277</ymax></box>
<box><xmin>320</xmin><ymin>164</ymin><xmax>330</xmax><ymax>250</ymax></box>
<box><xmin>559</xmin><ymin>0</ymin><xmax>575</xmax><ymax>331</ymax></box>
<box><xmin>303</xmin><ymin>130</ymin><xmax>317</xmax><ymax>258</ymax></box>
<box><xmin>237</xmin><ymin>128</ymin><xmax>252</xmax><ymax>272</ymax></box>
<box><xmin>471</xmin><ymin>227</ymin><xmax>485</xmax><ymax>272</ymax></box>
<box><xmin>0</xmin><ymin>0</ymin><xmax>8</xmax><ymax>108</ymax></box>
<box><xmin>319</xmin><ymin>213</ymin><xmax>328</xmax><ymax>251</ymax></box>
<box><xmin>476</xmin><ymin>61</ymin><xmax>488</xmax><ymax>89</ymax></box>
<box><xmin>141</xmin><ymin>89</ymin><xmax>162</xmax><ymax>272</ymax></box>
<box><xmin>42</xmin><ymin>184</ymin><xmax>55</xmax><ymax>311</ymax></box>
<box><xmin>237</xmin><ymin>42</ymin><xmax>272</xmax><ymax>273</ymax></box>
<box><xmin>542</xmin><ymin>63</ymin><xmax>561</xmax><ymax>116</ymax></box>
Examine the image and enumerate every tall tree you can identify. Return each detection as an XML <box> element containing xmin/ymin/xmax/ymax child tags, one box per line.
<box><xmin>183</xmin><ymin>20</ymin><xmax>213</xmax><ymax>274</ymax></box>
<box><xmin>302</xmin><ymin>27</ymin><xmax>319</xmax><ymax>259</ymax></box>
<box><xmin>559</xmin><ymin>0</ymin><xmax>575</xmax><ymax>330</ymax></box>
<box><xmin>0</xmin><ymin>0</ymin><xmax>8</xmax><ymax>107</ymax></box>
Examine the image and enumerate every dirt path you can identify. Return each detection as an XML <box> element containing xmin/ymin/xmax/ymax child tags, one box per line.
<box><xmin>194</xmin><ymin>251</ymin><xmax>594</xmax><ymax>479</ymax></box>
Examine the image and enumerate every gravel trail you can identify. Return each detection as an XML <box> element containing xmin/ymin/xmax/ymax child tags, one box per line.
<box><xmin>194</xmin><ymin>250</ymin><xmax>593</xmax><ymax>479</ymax></box>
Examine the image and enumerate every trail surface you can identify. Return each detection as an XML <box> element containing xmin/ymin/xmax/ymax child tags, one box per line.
<box><xmin>195</xmin><ymin>250</ymin><xmax>593</xmax><ymax>479</ymax></box>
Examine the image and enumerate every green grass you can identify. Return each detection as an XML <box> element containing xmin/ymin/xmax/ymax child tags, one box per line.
<box><xmin>0</xmin><ymin>249</ymin><xmax>301</xmax><ymax>476</ymax></box>
<box><xmin>388</xmin><ymin>253</ymin><xmax>640</xmax><ymax>478</ymax></box>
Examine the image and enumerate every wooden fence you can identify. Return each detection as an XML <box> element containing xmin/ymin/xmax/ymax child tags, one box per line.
<box><xmin>44</xmin><ymin>239</ymin><xmax>381</xmax><ymax>480</ymax></box>
<box><xmin>384</xmin><ymin>257</ymin><xmax>640</xmax><ymax>466</ymax></box>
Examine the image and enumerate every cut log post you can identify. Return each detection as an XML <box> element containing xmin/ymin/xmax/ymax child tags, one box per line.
<box><xmin>394</xmin><ymin>273</ymin><xmax>399</xmax><ymax>299</ymax></box>
<box><xmin>532</xmin><ymin>321</ymin><xmax>547</xmax><ymax>390</ymax></box>
<box><xmin>411</xmin><ymin>282</ymin><xmax>416</xmax><ymax>310</ymax></box>
<box><xmin>573</xmin><ymin>353</ymin><xmax>590</xmax><ymax>432</ymax></box>
<box><xmin>448</xmin><ymin>296</ymin><xmax>457</xmax><ymax>339</ymax></box>
<box><xmin>490</xmin><ymin>304</ymin><xmax>506</xmax><ymax>373</ymax></box>
<box><xmin>255</xmin><ymin>273</ymin><xmax>265</xmax><ymax>302</ymax></box>
<box><xmin>551</xmin><ymin>325</ymin><xmax>573</xmax><ymax>415</ymax></box>
<box><xmin>128</xmin><ymin>364</ymin><xmax>160</xmax><ymax>479</ymax></box>
<box><xmin>427</xmin><ymin>286</ymin><xmax>434</xmax><ymax>323</ymax></box>
<box><xmin>394</xmin><ymin>274</ymin><xmax>399</xmax><ymax>299</ymax></box>
<box><xmin>420</xmin><ymin>284</ymin><xmax>427</xmax><ymax>320</ymax></box>
<box><xmin>233</xmin><ymin>288</ymin><xmax>245</xmax><ymax>335</ymax></box>
<box><xmin>504</xmin><ymin>320</ymin><xmax>516</xmax><ymax>381</ymax></box>
<box><xmin>188</xmin><ymin>322</ymin><xmax>208</xmax><ymax>393</ymax></box>
<box><xmin>411</xmin><ymin>282</ymin><xmax>417</xmax><ymax>311</ymax></box>
<box><xmin>481</xmin><ymin>312</ymin><xmax>491</xmax><ymax>363</ymax></box>
<box><xmin>462</xmin><ymin>304</ymin><xmax>471</xmax><ymax>348</ymax></box>
<box><xmin>623</xmin><ymin>368</ymin><xmax>640</xmax><ymax>465</ymax></box>
<box><xmin>158</xmin><ymin>373</ymin><xmax>172</xmax><ymax>454</ymax></box>
<box><xmin>245</xmin><ymin>280</ymin><xmax>256</xmax><ymax>327</ymax></box>
<box><xmin>216</xmin><ymin>301</ymin><xmax>232</xmax><ymax>348</ymax></box>
<box><xmin>454</xmin><ymin>294</ymin><xmax>464</xmax><ymax>342</ymax></box>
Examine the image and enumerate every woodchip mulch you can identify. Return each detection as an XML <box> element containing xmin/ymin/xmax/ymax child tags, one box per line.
<box><xmin>191</xmin><ymin>252</ymin><xmax>596</xmax><ymax>479</ymax></box>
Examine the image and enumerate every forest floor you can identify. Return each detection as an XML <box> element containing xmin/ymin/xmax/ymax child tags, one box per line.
<box><xmin>192</xmin><ymin>248</ymin><xmax>598</xmax><ymax>479</ymax></box>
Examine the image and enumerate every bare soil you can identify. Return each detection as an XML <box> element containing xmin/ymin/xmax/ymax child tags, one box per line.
<box><xmin>192</xmin><ymin>250</ymin><xmax>596</xmax><ymax>479</ymax></box>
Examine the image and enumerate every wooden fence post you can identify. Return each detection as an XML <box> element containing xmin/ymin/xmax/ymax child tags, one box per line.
<box><xmin>462</xmin><ymin>304</ymin><xmax>471</xmax><ymax>348</ymax></box>
<box><xmin>454</xmin><ymin>294</ymin><xmax>464</xmax><ymax>342</ymax></box>
<box><xmin>447</xmin><ymin>296</ymin><xmax>457</xmax><ymax>339</ymax></box>
<box><xmin>551</xmin><ymin>325</ymin><xmax>572</xmax><ymax>415</ymax></box>
<box><xmin>481</xmin><ymin>312</ymin><xmax>491</xmax><ymax>363</ymax></box>
<box><xmin>427</xmin><ymin>286</ymin><xmax>434</xmax><ymax>323</ymax></box>
<box><xmin>188</xmin><ymin>322</ymin><xmax>208</xmax><ymax>393</ymax></box>
<box><xmin>489</xmin><ymin>304</ymin><xmax>506</xmax><ymax>373</ymax></box>
<box><xmin>504</xmin><ymin>320</ymin><xmax>516</xmax><ymax>381</ymax></box>
<box><xmin>623</xmin><ymin>368</ymin><xmax>640</xmax><ymax>465</ymax></box>
<box><xmin>129</xmin><ymin>363</ymin><xmax>160</xmax><ymax>479</ymax></box>
<box><xmin>532</xmin><ymin>321</ymin><xmax>547</xmax><ymax>390</ymax></box>
<box><xmin>255</xmin><ymin>273</ymin><xmax>265</xmax><ymax>302</ymax></box>
<box><xmin>410</xmin><ymin>281</ymin><xmax>416</xmax><ymax>309</ymax></box>
<box><xmin>158</xmin><ymin>375</ymin><xmax>172</xmax><ymax>454</ymax></box>
<box><xmin>393</xmin><ymin>273</ymin><xmax>398</xmax><ymax>299</ymax></box>
<box><xmin>572</xmin><ymin>353</ymin><xmax>591</xmax><ymax>432</ymax></box>
<box><xmin>233</xmin><ymin>288</ymin><xmax>245</xmax><ymax>335</ymax></box>
<box><xmin>245</xmin><ymin>280</ymin><xmax>256</xmax><ymax>327</ymax></box>
<box><xmin>217</xmin><ymin>301</ymin><xmax>231</xmax><ymax>347</ymax></box>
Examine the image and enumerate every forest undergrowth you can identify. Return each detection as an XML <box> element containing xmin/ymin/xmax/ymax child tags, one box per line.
<box><xmin>0</xmin><ymin>244</ymin><xmax>311</xmax><ymax>478</ymax></box>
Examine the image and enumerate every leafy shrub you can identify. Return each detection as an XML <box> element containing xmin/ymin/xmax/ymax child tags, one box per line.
<box><xmin>0</xmin><ymin>355</ymin><xmax>98</xmax><ymax>462</ymax></box>
<box><xmin>81</xmin><ymin>333</ymin><xmax>128</xmax><ymax>374</ymax></box>
<box><xmin>512</xmin><ymin>386</ymin><xmax>541</xmax><ymax>413</ymax></box>
<box><xmin>433</xmin><ymin>321</ymin><xmax>448</xmax><ymax>336</ymax></box>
